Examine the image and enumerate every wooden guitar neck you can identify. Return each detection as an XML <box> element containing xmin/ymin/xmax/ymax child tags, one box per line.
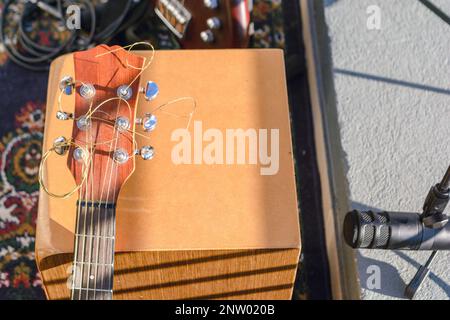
<box><xmin>71</xmin><ymin>201</ymin><xmax>116</xmax><ymax>300</ymax></box>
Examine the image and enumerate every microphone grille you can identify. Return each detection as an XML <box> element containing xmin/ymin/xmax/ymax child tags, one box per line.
<box><xmin>344</xmin><ymin>210</ymin><xmax>391</xmax><ymax>249</ymax></box>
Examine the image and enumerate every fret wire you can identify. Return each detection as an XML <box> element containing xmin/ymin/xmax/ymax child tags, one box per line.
<box><xmin>72</xmin><ymin>288</ymin><xmax>113</xmax><ymax>293</ymax></box>
<box><xmin>75</xmin><ymin>234</ymin><xmax>115</xmax><ymax>239</ymax></box>
<box><xmin>74</xmin><ymin>261</ymin><xmax>114</xmax><ymax>267</ymax></box>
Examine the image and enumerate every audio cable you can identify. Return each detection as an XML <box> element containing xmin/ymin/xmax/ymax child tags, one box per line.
<box><xmin>0</xmin><ymin>0</ymin><xmax>148</xmax><ymax>71</ymax></box>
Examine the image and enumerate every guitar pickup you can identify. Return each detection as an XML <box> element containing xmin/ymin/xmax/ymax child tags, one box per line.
<box><xmin>155</xmin><ymin>0</ymin><xmax>192</xmax><ymax>39</ymax></box>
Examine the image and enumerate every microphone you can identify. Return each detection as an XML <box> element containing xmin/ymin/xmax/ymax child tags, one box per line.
<box><xmin>343</xmin><ymin>210</ymin><xmax>450</xmax><ymax>250</ymax></box>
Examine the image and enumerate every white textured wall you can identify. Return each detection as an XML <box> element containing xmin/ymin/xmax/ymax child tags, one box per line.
<box><xmin>324</xmin><ymin>0</ymin><xmax>450</xmax><ymax>299</ymax></box>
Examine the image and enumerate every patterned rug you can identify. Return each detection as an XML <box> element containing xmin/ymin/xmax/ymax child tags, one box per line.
<box><xmin>0</xmin><ymin>0</ymin><xmax>284</xmax><ymax>299</ymax></box>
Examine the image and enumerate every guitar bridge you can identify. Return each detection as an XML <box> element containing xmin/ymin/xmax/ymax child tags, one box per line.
<box><xmin>155</xmin><ymin>0</ymin><xmax>192</xmax><ymax>39</ymax></box>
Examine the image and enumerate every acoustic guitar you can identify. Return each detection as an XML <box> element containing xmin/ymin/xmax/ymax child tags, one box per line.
<box><xmin>41</xmin><ymin>45</ymin><xmax>148</xmax><ymax>300</ymax></box>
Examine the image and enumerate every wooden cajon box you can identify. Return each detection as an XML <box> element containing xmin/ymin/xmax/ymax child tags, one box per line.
<box><xmin>36</xmin><ymin>49</ymin><xmax>301</xmax><ymax>299</ymax></box>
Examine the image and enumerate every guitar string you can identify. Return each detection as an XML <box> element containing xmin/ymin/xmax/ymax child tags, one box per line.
<box><xmin>79</xmin><ymin>96</ymin><xmax>95</xmax><ymax>299</ymax></box>
<box><xmin>102</xmin><ymin>101</ymin><xmax>122</xmax><ymax>299</ymax></box>
<box><xmin>95</xmin><ymin>51</ymin><xmax>128</xmax><ymax>295</ymax></box>
<box><xmin>78</xmin><ymin>150</ymin><xmax>90</xmax><ymax>299</ymax></box>
<box><xmin>67</xmin><ymin>143</ymin><xmax>91</xmax><ymax>298</ymax></box>
<box><xmin>108</xmin><ymin>131</ymin><xmax>121</xmax><ymax>300</ymax></box>
<box><xmin>86</xmin><ymin>106</ymin><xmax>96</xmax><ymax>299</ymax></box>
<box><xmin>84</xmin><ymin>100</ymin><xmax>129</xmax><ymax>299</ymax></box>
<box><xmin>38</xmin><ymin>140</ymin><xmax>91</xmax><ymax>199</ymax></box>
<box><xmin>93</xmin><ymin>45</ymin><xmax>149</xmax><ymax>299</ymax></box>
<box><xmin>95</xmin><ymin>97</ymin><xmax>123</xmax><ymax>298</ymax></box>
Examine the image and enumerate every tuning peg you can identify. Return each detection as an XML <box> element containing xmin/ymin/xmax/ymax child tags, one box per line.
<box><xmin>206</xmin><ymin>17</ymin><xmax>221</xmax><ymax>29</ymax></box>
<box><xmin>139</xmin><ymin>81</ymin><xmax>159</xmax><ymax>101</ymax></box>
<box><xmin>59</xmin><ymin>76</ymin><xmax>74</xmax><ymax>95</ymax></box>
<box><xmin>204</xmin><ymin>0</ymin><xmax>219</xmax><ymax>9</ymax></box>
<box><xmin>56</xmin><ymin>111</ymin><xmax>73</xmax><ymax>120</ymax></box>
<box><xmin>135</xmin><ymin>114</ymin><xmax>157</xmax><ymax>132</ymax></box>
<box><xmin>139</xmin><ymin>146</ymin><xmax>155</xmax><ymax>160</ymax></box>
<box><xmin>200</xmin><ymin>30</ymin><xmax>215</xmax><ymax>43</ymax></box>
<box><xmin>53</xmin><ymin>136</ymin><xmax>69</xmax><ymax>155</ymax></box>
<box><xmin>143</xmin><ymin>114</ymin><xmax>157</xmax><ymax>132</ymax></box>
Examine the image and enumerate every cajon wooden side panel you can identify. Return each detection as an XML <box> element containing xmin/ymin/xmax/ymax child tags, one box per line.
<box><xmin>39</xmin><ymin>249</ymin><xmax>299</xmax><ymax>300</ymax></box>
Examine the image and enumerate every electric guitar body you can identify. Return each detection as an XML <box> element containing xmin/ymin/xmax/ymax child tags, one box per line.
<box><xmin>36</xmin><ymin>46</ymin><xmax>300</xmax><ymax>300</ymax></box>
<box><xmin>152</xmin><ymin>0</ymin><xmax>251</xmax><ymax>48</ymax></box>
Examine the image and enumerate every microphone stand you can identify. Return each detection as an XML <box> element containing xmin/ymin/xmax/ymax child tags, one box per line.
<box><xmin>404</xmin><ymin>165</ymin><xmax>450</xmax><ymax>299</ymax></box>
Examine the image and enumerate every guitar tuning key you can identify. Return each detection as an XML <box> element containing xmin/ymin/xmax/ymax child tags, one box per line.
<box><xmin>53</xmin><ymin>136</ymin><xmax>69</xmax><ymax>155</ymax></box>
<box><xmin>143</xmin><ymin>114</ymin><xmax>157</xmax><ymax>132</ymax></box>
<box><xmin>206</xmin><ymin>17</ymin><xmax>221</xmax><ymax>29</ymax></box>
<box><xmin>56</xmin><ymin>111</ymin><xmax>73</xmax><ymax>121</ymax></box>
<box><xmin>59</xmin><ymin>75</ymin><xmax>74</xmax><ymax>95</ymax></box>
<box><xmin>204</xmin><ymin>0</ymin><xmax>219</xmax><ymax>9</ymax></box>
<box><xmin>200</xmin><ymin>30</ymin><xmax>215</xmax><ymax>43</ymax></box>
<box><xmin>139</xmin><ymin>81</ymin><xmax>159</xmax><ymax>101</ymax></box>
<box><xmin>139</xmin><ymin>146</ymin><xmax>155</xmax><ymax>160</ymax></box>
<box><xmin>135</xmin><ymin>114</ymin><xmax>157</xmax><ymax>132</ymax></box>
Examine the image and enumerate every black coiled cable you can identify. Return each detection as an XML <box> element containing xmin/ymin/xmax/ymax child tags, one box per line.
<box><xmin>0</xmin><ymin>0</ymin><xmax>148</xmax><ymax>71</ymax></box>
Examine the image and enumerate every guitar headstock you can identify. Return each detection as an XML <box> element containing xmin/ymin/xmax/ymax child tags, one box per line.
<box><xmin>56</xmin><ymin>45</ymin><xmax>152</xmax><ymax>204</ymax></box>
<box><xmin>154</xmin><ymin>0</ymin><xmax>251</xmax><ymax>48</ymax></box>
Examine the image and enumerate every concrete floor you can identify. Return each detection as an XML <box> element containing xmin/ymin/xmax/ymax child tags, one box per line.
<box><xmin>324</xmin><ymin>0</ymin><xmax>450</xmax><ymax>299</ymax></box>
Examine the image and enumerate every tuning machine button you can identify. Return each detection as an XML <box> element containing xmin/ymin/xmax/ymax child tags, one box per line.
<box><xmin>136</xmin><ymin>114</ymin><xmax>157</xmax><ymax>132</ymax></box>
<box><xmin>139</xmin><ymin>146</ymin><xmax>155</xmax><ymax>160</ymax></box>
<box><xmin>56</xmin><ymin>111</ymin><xmax>73</xmax><ymax>120</ymax></box>
<box><xmin>204</xmin><ymin>0</ymin><xmax>219</xmax><ymax>9</ymax></box>
<box><xmin>200</xmin><ymin>30</ymin><xmax>215</xmax><ymax>43</ymax></box>
<box><xmin>139</xmin><ymin>81</ymin><xmax>159</xmax><ymax>101</ymax></box>
<box><xmin>206</xmin><ymin>17</ymin><xmax>221</xmax><ymax>29</ymax></box>
<box><xmin>143</xmin><ymin>114</ymin><xmax>157</xmax><ymax>132</ymax></box>
<box><xmin>53</xmin><ymin>136</ymin><xmax>69</xmax><ymax>155</ymax></box>
<box><xmin>59</xmin><ymin>76</ymin><xmax>74</xmax><ymax>95</ymax></box>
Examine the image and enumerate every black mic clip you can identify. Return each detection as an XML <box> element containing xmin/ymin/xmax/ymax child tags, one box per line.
<box><xmin>406</xmin><ymin>165</ymin><xmax>450</xmax><ymax>299</ymax></box>
<box><xmin>421</xmin><ymin>183</ymin><xmax>450</xmax><ymax>229</ymax></box>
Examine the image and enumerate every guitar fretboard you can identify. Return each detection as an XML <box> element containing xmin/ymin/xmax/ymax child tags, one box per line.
<box><xmin>71</xmin><ymin>201</ymin><xmax>116</xmax><ymax>300</ymax></box>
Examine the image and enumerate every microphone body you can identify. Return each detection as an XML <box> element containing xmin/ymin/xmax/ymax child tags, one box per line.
<box><xmin>344</xmin><ymin>210</ymin><xmax>450</xmax><ymax>250</ymax></box>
